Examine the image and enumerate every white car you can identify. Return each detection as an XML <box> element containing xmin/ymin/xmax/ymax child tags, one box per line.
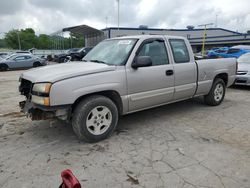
<box><xmin>235</xmin><ymin>53</ymin><xmax>250</xmax><ymax>86</ymax></box>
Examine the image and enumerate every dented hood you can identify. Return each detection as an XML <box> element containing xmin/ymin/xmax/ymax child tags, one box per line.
<box><xmin>20</xmin><ymin>62</ymin><xmax>116</xmax><ymax>83</ymax></box>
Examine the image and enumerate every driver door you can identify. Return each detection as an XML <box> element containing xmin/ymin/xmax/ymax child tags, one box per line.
<box><xmin>126</xmin><ymin>38</ymin><xmax>175</xmax><ymax>112</ymax></box>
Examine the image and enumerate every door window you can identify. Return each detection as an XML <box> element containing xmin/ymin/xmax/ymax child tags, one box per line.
<box><xmin>14</xmin><ymin>56</ymin><xmax>26</xmax><ymax>61</ymax></box>
<box><xmin>137</xmin><ymin>40</ymin><xmax>169</xmax><ymax>66</ymax></box>
<box><xmin>25</xmin><ymin>56</ymin><xmax>32</xmax><ymax>59</ymax></box>
<box><xmin>169</xmin><ymin>39</ymin><xmax>190</xmax><ymax>63</ymax></box>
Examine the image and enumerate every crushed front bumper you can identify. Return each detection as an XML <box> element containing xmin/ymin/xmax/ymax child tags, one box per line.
<box><xmin>19</xmin><ymin>100</ymin><xmax>71</xmax><ymax>121</ymax></box>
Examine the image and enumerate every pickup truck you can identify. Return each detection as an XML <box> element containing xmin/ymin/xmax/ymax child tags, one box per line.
<box><xmin>19</xmin><ymin>35</ymin><xmax>237</xmax><ymax>142</ymax></box>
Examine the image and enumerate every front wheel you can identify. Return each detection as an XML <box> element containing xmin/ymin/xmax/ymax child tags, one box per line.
<box><xmin>0</xmin><ymin>64</ymin><xmax>8</xmax><ymax>71</ymax></box>
<box><xmin>33</xmin><ymin>62</ymin><xmax>41</xmax><ymax>67</ymax></box>
<box><xmin>204</xmin><ymin>78</ymin><xmax>226</xmax><ymax>106</ymax></box>
<box><xmin>72</xmin><ymin>95</ymin><xmax>119</xmax><ymax>143</ymax></box>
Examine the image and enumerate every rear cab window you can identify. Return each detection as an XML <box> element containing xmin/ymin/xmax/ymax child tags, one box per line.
<box><xmin>169</xmin><ymin>39</ymin><xmax>190</xmax><ymax>63</ymax></box>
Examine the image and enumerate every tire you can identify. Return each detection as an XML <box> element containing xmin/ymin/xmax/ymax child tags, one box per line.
<box><xmin>0</xmin><ymin>64</ymin><xmax>8</xmax><ymax>71</ymax></box>
<box><xmin>204</xmin><ymin>78</ymin><xmax>226</xmax><ymax>106</ymax></box>
<box><xmin>72</xmin><ymin>95</ymin><xmax>119</xmax><ymax>143</ymax></box>
<box><xmin>33</xmin><ymin>62</ymin><xmax>41</xmax><ymax>67</ymax></box>
<box><xmin>59</xmin><ymin>58</ymin><xmax>65</xmax><ymax>63</ymax></box>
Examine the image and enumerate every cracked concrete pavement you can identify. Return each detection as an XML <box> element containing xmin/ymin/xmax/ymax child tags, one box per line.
<box><xmin>0</xmin><ymin>70</ymin><xmax>250</xmax><ymax>188</ymax></box>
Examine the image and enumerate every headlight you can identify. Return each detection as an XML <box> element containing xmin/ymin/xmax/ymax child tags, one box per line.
<box><xmin>31</xmin><ymin>95</ymin><xmax>50</xmax><ymax>106</ymax></box>
<box><xmin>32</xmin><ymin>83</ymin><xmax>52</xmax><ymax>106</ymax></box>
<box><xmin>32</xmin><ymin>83</ymin><xmax>51</xmax><ymax>93</ymax></box>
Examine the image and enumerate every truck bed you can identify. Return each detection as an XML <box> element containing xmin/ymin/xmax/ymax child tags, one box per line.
<box><xmin>195</xmin><ymin>58</ymin><xmax>237</xmax><ymax>96</ymax></box>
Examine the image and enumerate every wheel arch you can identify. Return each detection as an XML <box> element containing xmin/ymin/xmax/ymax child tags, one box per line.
<box><xmin>71</xmin><ymin>90</ymin><xmax>123</xmax><ymax>116</ymax></box>
<box><xmin>0</xmin><ymin>63</ymin><xmax>9</xmax><ymax>70</ymax></box>
<box><xmin>33</xmin><ymin>61</ymin><xmax>41</xmax><ymax>66</ymax></box>
<box><xmin>214</xmin><ymin>73</ymin><xmax>228</xmax><ymax>86</ymax></box>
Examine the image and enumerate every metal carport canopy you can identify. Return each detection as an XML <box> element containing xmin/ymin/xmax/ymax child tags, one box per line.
<box><xmin>62</xmin><ymin>24</ymin><xmax>104</xmax><ymax>37</ymax></box>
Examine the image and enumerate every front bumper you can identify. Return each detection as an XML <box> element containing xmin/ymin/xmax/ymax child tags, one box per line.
<box><xmin>234</xmin><ymin>75</ymin><xmax>250</xmax><ymax>86</ymax></box>
<box><xmin>19</xmin><ymin>100</ymin><xmax>71</xmax><ymax>121</ymax></box>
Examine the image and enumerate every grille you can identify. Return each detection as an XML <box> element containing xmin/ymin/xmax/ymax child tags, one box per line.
<box><xmin>236</xmin><ymin>79</ymin><xmax>247</xmax><ymax>84</ymax></box>
<box><xmin>19</xmin><ymin>78</ymin><xmax>32</xmax><ymax>98</ymax></box>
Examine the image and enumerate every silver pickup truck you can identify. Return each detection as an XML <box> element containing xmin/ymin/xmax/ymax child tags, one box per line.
<box><xmin>19</xmin><ymin>35</ymin><xmax>237</xmax><ymax>142</ymax></box>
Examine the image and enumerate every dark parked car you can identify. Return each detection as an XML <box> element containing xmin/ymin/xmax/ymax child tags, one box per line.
<box><xmin>71</xmin><ymin>47</ymin><xmax>93</xmax><ymax>61</ymax></box>
<box><xmin>54</xmin><ymin>48</ymin><xmax>79</xmax><ymax>63</ymax></box>
<box><xmin>55</xmin><ymin>47</ymin><xmax>93</xmax><ymax>63</ymax></box>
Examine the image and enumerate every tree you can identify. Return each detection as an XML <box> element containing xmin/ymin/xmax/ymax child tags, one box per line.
<box><xmin>0</xmin><ymin>39</ymin><xmax>7</xmax><ymax>48</ymax></box>
<box><xmin>4</xmin><ymin>28</ymin><xmax>85</xmax><ymax>50</ymax></box>
<box><xmin>37</xmin><ymin>34</ymin><xmax>50</xmax><ymax>49</ymax></box>
<box><xmin>4</xmin><ymin>29</ymin><xmax>20</xmax><ymax>49</ymax></box>
<box><xmin>4</xmin><ymin>28</ymin><xmax>36</xmax><ymax>50</ymax></box>
<box><xmin>19</xmin><ymin>28</ymin><xmax>37</xmax><ymax>50</ymax></box>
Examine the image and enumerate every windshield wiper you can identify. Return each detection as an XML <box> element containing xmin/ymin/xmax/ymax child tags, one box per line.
<box><xmin>89</xmin><ymin>59</ymin><xmax>107</xmax><ymax>64</ymax></box>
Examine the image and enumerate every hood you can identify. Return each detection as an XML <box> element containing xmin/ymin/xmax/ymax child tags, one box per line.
<box><xmin>20</xmin><ymin>62</ymin><xmax>116</xmax><ymax>83</ymax></box>
<box><xmin>0</xmin><ymin>59</ymin><xmax>12</xmax><ymax>63</ymax></box>
<box><xmin>238</xmin><ymin>63</ymin><xmax>250</xmax><ymax>72</ymax></box>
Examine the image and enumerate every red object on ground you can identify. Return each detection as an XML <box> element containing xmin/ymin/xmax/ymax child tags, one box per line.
<box><xmin>59</xmin><ymin>169</ymin><xmax>81</xmax><ymax>188</ymax></box>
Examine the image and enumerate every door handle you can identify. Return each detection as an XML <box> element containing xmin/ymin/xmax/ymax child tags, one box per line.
<box><xmin>165</xmin><ymin>70</ymin><xmax>174</xmax><ymax>76</ymax></box>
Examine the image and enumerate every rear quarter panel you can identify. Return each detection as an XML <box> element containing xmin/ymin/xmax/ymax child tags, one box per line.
<box><xmin>195</xmin><ymin>58</ymin><xmax>236</xmax><ymax>96</ymax></box>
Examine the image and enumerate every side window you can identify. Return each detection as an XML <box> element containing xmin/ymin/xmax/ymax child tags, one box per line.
<box><xmin>137</xmin><ymin>40</ymin><xmax>169</xmax><ymax>66</ymax></box>
<box><xmin>25</xmin><ymin>56</ymin><xmax>32</xmax><ymax>59</ymax></box>
<box><xmin>15</xmin><ymin>56</ymin><xmax>26</xmax><ymax>61</ymax></box>
<box><xmin>169</xmin><ymin>39</ymin><xmax>190</xmax><ymax>63</ymax></box>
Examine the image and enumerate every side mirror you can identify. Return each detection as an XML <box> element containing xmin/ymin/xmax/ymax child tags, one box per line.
<box><xmin>132</xmin><ymin>56</ymin><xmax>152</xmax><ymax>69</ymax></box>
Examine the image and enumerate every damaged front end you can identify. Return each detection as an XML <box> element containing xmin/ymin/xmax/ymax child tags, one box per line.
<box><xmin>19</xmin><ymin>78</ymin><xmax>70</xmax><ymax>121</ymax></box>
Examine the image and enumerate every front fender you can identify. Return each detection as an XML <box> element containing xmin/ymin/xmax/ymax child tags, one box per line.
<box><xmin>49</xmin><ymin>69</ymin><xmax>127</xmax><ymax>106</ymax></box>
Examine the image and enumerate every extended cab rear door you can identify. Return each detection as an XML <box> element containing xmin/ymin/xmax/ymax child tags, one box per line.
<box><xmin>168</xmin><ymin>38</ymin><xmax>197</xmax><ymax>100</ymax></box>
<box><xmin>126</xmin><ymin>38</ymin><xmax>175</xmax><ymax>112</ymax></box>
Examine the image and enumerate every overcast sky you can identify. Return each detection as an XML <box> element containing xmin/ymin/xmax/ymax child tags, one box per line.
<box><xmin>0</xmin><ymin>0</ymin><xmax>250</xmax><ymax>36</ymax></box>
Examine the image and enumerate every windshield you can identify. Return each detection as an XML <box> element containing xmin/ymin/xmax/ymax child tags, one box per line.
<box><xmin>238</xmin><ymin>53</ymin><xmax>250</xmax><ymax>64</ymax></box>
<box><xmin>83</xmin><ymin>39</ymin><xmax>137</xmax><ymax>65</ymax></box>
<box><xmin>4</xmin><ymin>54</ymin><xmax>16</xmax><ymax>60</ymax></box>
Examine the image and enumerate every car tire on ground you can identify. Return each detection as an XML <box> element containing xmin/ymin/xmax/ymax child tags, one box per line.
<box><xmin>204</xmin><ymin>78</ymin><xmax>226</xmax><ymax>106</ymax></box>
<box><xmin>0</xmin><ymin>64</ymin><xmax>9</xmax><ymax>71</ymax></box>
<box><xmin>33</xmin><ymin>62</ymin><xmax>41</xmax><ymax>67</ymax></box>
<box><xmin>72</xmin><ymin>95</ymin><xmax>119</xmax><ymax>143</ymax></box>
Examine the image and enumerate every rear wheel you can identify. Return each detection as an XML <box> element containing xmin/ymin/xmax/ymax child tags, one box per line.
<box><xmin>204</xmin><ymin>78</ymin><xmax>226</xmax><ymax>106</ymax></box>
<box><xmin>33</xmin><ymin>62</ymin><xmax>41</xmax><ymax>67</ymax></box>
<box><xmin>72</xmin><ymin>95</ymin><xmax>119</xmax><ymax>143</ymax></box>
<box><xmin>0</xmin><ymin>64</ymin><xmax>8</xmax><ymax>71</ymax></box>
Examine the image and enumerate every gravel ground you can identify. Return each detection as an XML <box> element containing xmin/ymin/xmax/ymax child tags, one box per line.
<box><xmin>0</xmin><ymin>70</ymin><xmax>250</xmax><ymax>188</ymax></box>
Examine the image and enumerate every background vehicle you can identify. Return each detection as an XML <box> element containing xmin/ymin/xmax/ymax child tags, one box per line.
<box><xmin>71</xmin><ymin>47</ymin><xmax>93</xmax><ymax>61</ymax></box>
<box><xmin>0</xmin><ymin>52</ymin><xmax>9</xmax><ymax>58</ymax></box>
<box><xmin>55</xmin><ymin>47</ymin><xmax>93</xmax><ymax>63</ymax></box>
<box><xmin>221</xmin><ymin>46</ymin><xmax>250</xmax><ymax>58</ymax></box>
<box><xmin>207</xmin><ymin>46</ymin><xmax>250</xmax><ymax>58</ymax></box>
<box><xmin>235</xmin><ymin>52</ymin><xmax>250</xmax><ymax>86</ymax></box>
<box><xmin>54</xmin><ymin>48</ymin><xmax>79</xmax><ymax>63</ymax></box>
<box><xmin>14</xmin><ymin>51</ymin><xmax>32</xmax><ymax>54</ymax></box>
<box><xmin>19</xmin><ymin>35</ymin><xmax>236</xmax><ymax>142</ymax></box>
<box><xmin>0</xmin><ymin>54</ymin><xmax>47</xmax><ymax>71</ymax></box>
<box><xmin>207</xmin><ymin>47</ymin><xmax>229</xmax><ymax>58</ymax></box>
